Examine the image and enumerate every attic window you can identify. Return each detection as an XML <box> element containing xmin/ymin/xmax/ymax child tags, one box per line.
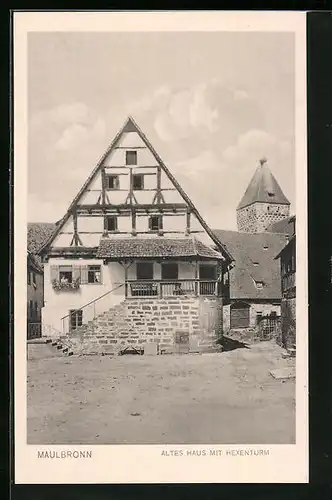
<box><xmin>126</xmin><ymin>150</ymin><xmax>137</xmax><ymax>165</ymax></box>
<box><xmin>254</xmin><ymin>280</ymin><xmax>264</xmax><ymax>289</ymax></box>
<box><xmin>106</xmin><ymin>175</ymin><xmax>120</xmax><ymax>190</ymax></box>
<box><xmin>267</xmin><ymin>192</ymin><xmax>275</xmax><ymax>197</ymax></box>
<box><xmin>149</xmin><ymin>215</ymin><xmax>163</xmax><ymax>232</ymax></box>
<box><xmin>133</xmin><ymin>174</ymin><xmax>144</xmax><ymax>190</ymax></box>
<box><xmin>252</xmin><ymin>262</ymin><xmax>259</xmax><ymax>266</ymax></box>
<box><xmin>107</xmin><ymin>216</ymin><xmax>118</xmax><ymax>232</ymax></box>
<box><xmin>263</xmin><ymin>244</ymin><xmax>269</xmax><ymax>250</ymax></box>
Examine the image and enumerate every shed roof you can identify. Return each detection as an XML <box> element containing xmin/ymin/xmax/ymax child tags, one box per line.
<box><xmin>97</xmin><ymin>236</ymin><xmax>223</xmax><ymax>260</ymax></box>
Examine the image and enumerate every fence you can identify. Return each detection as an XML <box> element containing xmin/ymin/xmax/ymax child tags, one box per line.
<box><xmin>27</xmin><ymin>322</ymin><xmax>42</xmax><ymax>340</ymax></box>
<box><xmin>257</xmin><ymin>313</ymin><xmax>281</xmax><ymax>341</ymax></box>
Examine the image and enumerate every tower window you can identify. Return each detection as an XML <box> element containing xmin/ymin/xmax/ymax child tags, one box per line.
<box><xmin>149</xmin><ymin>215</ymin><xmax>163</xmax><ymax>231</ymax></box>
<box><xmin>107</xmin><ymin>216</ymin><xmax>118</xmax><ymax>232</ymax></box>
<box><xmin>106</xmin><ymin>174</ymin><xmax>120</xmax><ymax>190</ymax></box>
<box><xmin>133</xmin><ymin>174</ymin><xmax>144</xmax><ymax>190</ymax></box>
<box><xmin>126</xmin><ymin>150</ymin><xmax>137</xmax><ymax>165</ymax></box>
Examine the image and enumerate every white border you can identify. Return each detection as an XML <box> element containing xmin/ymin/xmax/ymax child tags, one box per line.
<box><xmin>14</xmin><ymin>11</ymin><xmax>308</xmax><ymax>484</ymax></box>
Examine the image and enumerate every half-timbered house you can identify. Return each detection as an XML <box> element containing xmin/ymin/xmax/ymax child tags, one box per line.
<box><xmin>39</xmin><ymin>117</ymin><xmax>233</xmax><ymax>354</ymax></box>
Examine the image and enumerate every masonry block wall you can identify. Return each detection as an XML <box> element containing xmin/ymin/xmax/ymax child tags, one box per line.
<box><xmin>68</xmin><ymin>295</ymin><xmax>223</xmax><ymax>355</ymax></box>
<box><xmin>237</xmin><ymin>203</ymin><xmax>290</xmax><ymax>233</ymax></box>
<box><xmin>280</xmin><ymin>297</ymin><xmax>296</xmax><ymax>349</ymax></box>
<box><xmin>223</xmin><ymin>301</ymin><xmax>281</xmax><ymax>331</ymax></box>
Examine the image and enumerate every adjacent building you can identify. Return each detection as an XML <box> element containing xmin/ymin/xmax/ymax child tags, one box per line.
<box><xmin>27</xmin><ymin>222</ymin><xmax>56</xmax><ymax>339</ymax></box>
<box><xmin>38</xmin><ymin>117</ymin><xmax>233</xmax><ymax>354</ymax></box>
<box><xmin>214</xmin><ymin>158</ymin><xmax>293</xmax><ymax>335</ymax></box>
<box><xmin>275</xmin><ymin>216</ymin><xmax>296</xmax><ymax>349</ymax></box>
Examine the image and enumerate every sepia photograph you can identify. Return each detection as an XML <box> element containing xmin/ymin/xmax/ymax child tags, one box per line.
<box><xmin>14</xmin><ymin>11</ymin><xmax>307</xmax><ymax>484</ymax></box>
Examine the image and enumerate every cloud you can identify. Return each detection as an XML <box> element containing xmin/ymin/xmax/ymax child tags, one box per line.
<box><xmin>222</xmin><ymin>129</ymin><xmax>288</xmax><ymax>169</ymax></box>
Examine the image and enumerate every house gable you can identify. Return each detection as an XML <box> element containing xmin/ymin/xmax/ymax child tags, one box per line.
<box><xmin>40</xmin><ymin>116</ymin><xmax>233</xmax><ymax>263</ymax></box>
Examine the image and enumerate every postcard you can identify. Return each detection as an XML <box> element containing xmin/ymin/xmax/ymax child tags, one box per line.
<box><xmin>14</xmin><ymin>10</ymin><xmax>308</xmax><ymax>483</ymax></box>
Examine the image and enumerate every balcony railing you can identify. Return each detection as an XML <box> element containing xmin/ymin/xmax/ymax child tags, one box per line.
<box><xmin>126</xmin><ymin>279</ymin><xmax>220</xmax><ymax>298</ymax></box>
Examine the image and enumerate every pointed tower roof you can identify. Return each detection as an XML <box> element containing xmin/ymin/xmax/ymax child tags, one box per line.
<box><xmin>237</xmin><ymin>158</ymin><xmax>290</xmax><ymax>210</ymax></box>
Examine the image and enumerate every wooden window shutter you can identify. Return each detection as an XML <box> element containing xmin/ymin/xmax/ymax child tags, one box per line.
<box><xmin>159</xmin><ymin>216</ymin><xmax>163</xmax><ymax>230</ymax></box>
<box><xmin>148</xmin><ymin>217</ymin><xmax>152</xmax><ymax>230</ymax></box>
<box><xmin>80</xmin><ymin>265</ymin><xmax>89</xmax><ymax>284</ymax></box>
<box><xmin>72</xmin><ymin>265</ymin><xmax>81</xmax><ymax>281</ymax></box>
<box><xmin>50</xmin><ymin>265</ymin><xmax>59</xmax><ymax>281</ymax></box>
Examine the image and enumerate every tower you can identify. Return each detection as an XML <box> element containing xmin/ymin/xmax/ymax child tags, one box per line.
<box><xmin>236</xmin><ymin>158</ymin><xmax>290</xmax><ymax>233</ymax></box>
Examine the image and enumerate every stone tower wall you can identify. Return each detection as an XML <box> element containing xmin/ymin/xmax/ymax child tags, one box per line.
<box><xmin>237</xmin><ymin>202</ymin><xmax>290</xmax><ymax>233</ymax></box>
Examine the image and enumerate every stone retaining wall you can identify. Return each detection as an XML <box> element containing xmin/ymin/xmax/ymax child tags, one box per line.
<box><xmin>68</xmin><ymin>295</ymin><xmax>223</xmax><ymax>355</ymax></box>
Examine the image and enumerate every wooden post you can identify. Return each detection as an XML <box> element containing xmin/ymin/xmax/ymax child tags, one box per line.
<box><xmin>186</xmin><ymin>209</ymin><xmax>191</xmax><ymax>235</ymax></box>
<box><xmin>124</xmin><ymin>260</ymin><xmax>129</xmax><ymax>298</ymax></box>
<box><xmin>132</xmin><ymin>208</ymin><xmax>136</xmax><ymax>235</ymax></box>
<box><xmin>73</xmin><ymin>211</ymin><xmax>83</xmax><ymax>246</ymax></box>
<box><xmin>103</xmin><ymin>210</ymin><xmax>109</xmax><ymax>237</ymax></box>
<box><xmin>195</xmin><ymin>259</ymin><xmax>199</xmax><ymax>296</ymax></box>
<box><xmin>101</xmin><ymin>167</ymin><xmax>106</xmax><ymax>205</ymax></box>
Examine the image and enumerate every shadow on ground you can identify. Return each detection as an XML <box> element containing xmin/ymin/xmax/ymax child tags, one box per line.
<box><xmin>220</xmin><ymin>335</ymin><xmax>249</xmax><ymax>352</ymax></box>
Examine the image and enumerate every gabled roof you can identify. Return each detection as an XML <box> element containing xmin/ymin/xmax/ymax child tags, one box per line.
<box><xmin>28</xmin><ymin>222</ymin><xmax>57</xmax><ymax>253</ymax></box>
<box><xmin>39</xmin><ymin>116</ymin><xmax>233</xmax><ymax>264</ymax></box>
<box><xmin>97</xmin><ymin>236</ymin><xmax>223</xmax><ymax>260</ymax></box>
<box><xmin>27</xmin><ymin>250</ymin><xmax>43</xmax><ymax>274</ymax></box>
<box><xmin>266</xmin><ymin>215</ymin><xmax>295</xmax><ymax>236</ymax></box>
<box><xmin>213</xmin><ymin>229</ymin><xmax>288</xmax><ymax>299</ymax></box>
<box><xmin>237</xmin><ymin>159</ymin><xmax>290</xmax><ymax>210</ymax></box>
<box><xmin>27</xmin><ymin>222</ymin><xmax>57</xmax><ymax>267</ymax></box>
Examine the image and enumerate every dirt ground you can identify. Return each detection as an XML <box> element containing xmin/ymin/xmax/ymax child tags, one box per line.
<box><xmin>27</xmin><ymin>340</ymin><xmax>295</xmax><ymax>445</ymax></box>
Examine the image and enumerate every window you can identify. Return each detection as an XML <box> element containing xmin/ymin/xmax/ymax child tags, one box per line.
<box><xmin>107</xmin><ymin>216</ymin><xmax>118</xmax><ymax>232</ymax></box>
<box><xmin>70</xmin><ymin>309</ymin><xmax>83</xmax><ymax>331</ymax></box>
<box><xmin>149</xmin><ymin>215</ymin><xmax>162</xmax><ymax>231</ymax></box>
<box><xmin>27</xmin><ymin>269</ymin><xmax>31</xmax><ymax>285</ymax></box>
<box><xmin>34</xmin><ymin>301</ymin><xmax>38</xmax><ymax>319</ymax></box>
<box><xmin>252</xmin><ymin>262</ymin><xmax>259</xmax><ymax>266</ymax></box>
<box><xmin>199</xmin><ymin>264</ymin><xmax>217</xmax><ymax>280</ymax></box>
<box><xmin>106</xmin><ymin>174</ymin><xmax>120</xmax><ymax>190</ymax></box>
<box><xmin>133</xmin><ymin>174</ymin><xmax>144</xmax><ymax>190</ymax></box>
<box><xmin>88</xmin><ymin>265</ymin><xmax>101</xmax><ymax>284</ymax></box>
<box><xmin>255</xmin><ymin>280</ymin><xmax>264</xmax><ymax>289</ymax></box>
<box><xmin>59</xmin><ymin>266</ymin><xmax>73</xmax><ymax>284</ymax></box>
<box><xmin>136</xmin><ymin>262</ymin><xmax>154</xmax><ymax>280</ymax></box>
<box><xmin>126</xmin><ymin>150</ymin><xmax>137</xmax><ymax>165</ymax></box>
<box><xmin>32</xmin><ymin>272</ymin><xmax>36</xmax><ymax>285</ymax></box>
<box><xmin>161</xmin><ymin>263</ymin><xmax>178</xmax><ymax>280</ymax></box>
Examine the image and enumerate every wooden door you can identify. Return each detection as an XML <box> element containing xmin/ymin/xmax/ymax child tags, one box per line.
<box><xmin>230</xmin><ymin>302</ymin><xmax>250</xmax><ymax>329</ymax></box>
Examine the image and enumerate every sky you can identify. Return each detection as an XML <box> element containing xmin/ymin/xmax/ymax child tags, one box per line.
<box><xmin>28</xmin><ymin>31</ymin><xmax>295</xmax><ymax>230</ymax></box>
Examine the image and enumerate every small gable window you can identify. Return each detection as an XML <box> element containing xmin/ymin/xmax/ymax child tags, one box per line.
<box><xmin>149</xmin><ymin>215</ymin><xmax>163</xmax><ymax>231</ymax></box>
<box><xmin>126</xmin><ymin>150</ymin><xmax>137</xmax><ymax>165</ymax></box>
<box><xmin>107</xmin><ymin>216</ymin><xmax>118</xmax><ymax>232</ymax></box>
<box><xmin>254</xmin><ymin>280</ymin><xmax>264</xmax><ymax>289</ymax></box>
<box><xmin>252</xmin><ymin>261</ymin><xmax>259</xmax><ymax>266</ymax></box>
<box><xmin>133</xmin><ymin>174</ymin><xmax>144</xmax><ymax>190</ymax></box>
<box><xmin>106</xmin><ymin>174</ymin><xmax>120</xmax><ymax>190</ymax></box>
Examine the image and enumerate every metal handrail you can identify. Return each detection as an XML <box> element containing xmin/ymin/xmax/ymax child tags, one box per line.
<box><xmin>60</xmin><ymin>282</ymin><xmax>125</xmax><ymax>321</ymax></box>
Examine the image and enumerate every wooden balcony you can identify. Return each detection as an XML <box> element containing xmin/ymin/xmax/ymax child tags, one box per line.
<box><xmin>126</xmin><ymin>279</ymin><xmax>221</xmax><ymax>298</ymax></box>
